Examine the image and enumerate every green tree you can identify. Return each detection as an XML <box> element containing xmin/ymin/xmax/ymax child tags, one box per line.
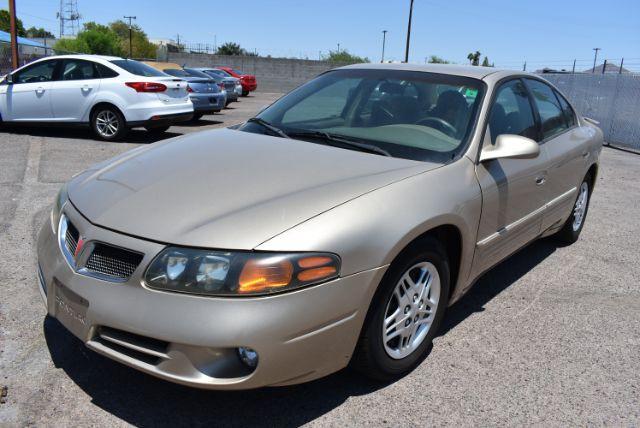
<box><xmin>54</xmin><ymin>22</ymin><xmax>123</xmax><ymax>56</ymax></box>
<box><xmin>428</xmin><ymin>55</ymin><xmax>450</xmax><ymax>64</ymax></box>
<box><xmin>324</xmin><ymin>49</ymin><xmax>369</xmax><ymax>64</ymax></box>
<box><xmin>109</xmin><ymin>20</ymin><xmax>156</xmax><ymax>58</ymax></box>
<box><xmin>481</xmin><ymin>56</ymin><xmax>490</xmax><ymax>67</ymax></box>
<box><xmin>0</xmin><ymin>10</ymin><xmax>26</xmax><ymax>36</ymax></box>
<box><xmin>25</xmin><ymin>27</ymin><xmax>54</xmax><ymax>38</ymax></box>
<box><xmin>467</xmin><ymin>51</ymin><xmax>481</xmax><ymax>66</ymax></box>
<box><xmin>216</xmin><ymin>42</ymin><xmax>245</xmax><ymax>56</ymax></box>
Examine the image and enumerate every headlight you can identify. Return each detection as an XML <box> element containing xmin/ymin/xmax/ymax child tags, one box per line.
<box><xmin>51</xmin><ymin>183</ymin><xmax>68</xmax><ymax>234</ymax></box>
<box><xmin>144</xmin><ymin>248</ymin><xmax>340</xmax><ymax>296</ymax></box>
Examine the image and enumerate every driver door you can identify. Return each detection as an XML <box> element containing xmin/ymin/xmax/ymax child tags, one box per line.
<box><xmin>472</xmin><ymin>78</ymin><xmax>549</xmax><ymax>274</ymax></box>
<box><xmin>3</xmin><ymin>59</ymin><xmax>59</xmax><ymax>121</ymax></box>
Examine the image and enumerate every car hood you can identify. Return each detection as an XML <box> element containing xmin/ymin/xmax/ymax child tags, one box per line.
<box><xmin>68</xmin><ymin>129</ymin><xmax>438</xmax><ymax>249</ymax></box>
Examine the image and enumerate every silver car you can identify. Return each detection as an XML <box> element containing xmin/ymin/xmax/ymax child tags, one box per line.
<box><xmin>37</xmin><ymin>64</ymin><xmax>602</xmax><ymax>390</ymax></box>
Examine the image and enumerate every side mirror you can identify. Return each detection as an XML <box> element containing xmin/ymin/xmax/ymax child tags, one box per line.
<box><xmin>480</xmin><ymin>134</ymin><xmax>540</xmax><ymax>162</ymax></box>
<box><xmin>5</xmin><ymin>73</ymin><xmax>13</xmax><ymax>84</ymax></box>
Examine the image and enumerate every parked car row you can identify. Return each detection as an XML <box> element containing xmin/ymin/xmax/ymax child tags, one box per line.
<box><xmin>0</xmin><ymin>54</ymin><xmax>258</xmax><ymax>140</ymax></box>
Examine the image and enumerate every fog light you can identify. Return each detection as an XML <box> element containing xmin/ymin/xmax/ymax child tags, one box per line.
<box><xmin>237</xmin><ymin>347</ymin><xmax>259</xmax><ymax>368</ymax></box>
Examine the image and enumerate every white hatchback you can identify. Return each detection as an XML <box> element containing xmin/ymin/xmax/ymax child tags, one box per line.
<box><xmin>0</xmin><ymin>54</ymin><xmax>194</xmax><ymax>140</ymax></box>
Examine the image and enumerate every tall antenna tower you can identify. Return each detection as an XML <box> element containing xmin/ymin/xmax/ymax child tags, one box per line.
<box><xmin>57</xmin><ymin>0</ymin><xmax>81</xmax><ymax>37</ymax></box>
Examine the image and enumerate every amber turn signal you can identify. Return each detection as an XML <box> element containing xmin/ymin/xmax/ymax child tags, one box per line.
<box><xmin>297</xmin><ymin>256</ymin><xmax>333</xmax><ymax>269</ymax></box>
<box><xmin>297</xmin><ymin>266</ymin><xmax>337</xmax><ymax>283</ymax></box>
<box><xmin>238</xmin><ymin>257</ymin><xmax>293</xmax><ymax>293</ymax></box>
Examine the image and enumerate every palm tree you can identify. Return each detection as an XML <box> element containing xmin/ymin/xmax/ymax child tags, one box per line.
<box><xmin>467</xmin><ymin>51</ymin><xmax>481</xmax><ymax>66</ymax></box>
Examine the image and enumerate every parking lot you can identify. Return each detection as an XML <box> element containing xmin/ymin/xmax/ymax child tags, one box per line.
<box><xmin>0</xmin><ymin>90</ymin><xmax>638</xmax><ymax>426</ymax></box>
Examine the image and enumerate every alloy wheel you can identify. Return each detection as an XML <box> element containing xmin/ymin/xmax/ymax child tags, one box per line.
<box><xmin>572</xmin><ymin>182</ymin><xmax>589</xmax><ymax>231</ymax></box>
<box><xmin>382</xmin><ymin>261</ymin><xmax>440</xmax><ymax>359</ymax></box>
<box><xmin>95</xmin><ymin>110</ymin><xmax>119</xmax><ymax>138</ymax></box>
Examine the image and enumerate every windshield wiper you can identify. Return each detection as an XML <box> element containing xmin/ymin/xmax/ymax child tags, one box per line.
<box><xmin>288</xmin><ymin>131</ymin><xmax>391</xmax><ymax>157</ymax></box>
<box><xmin>246</xmin><ymin>117</ymin><xmax>290</xmax><ymax>139</ymax></box>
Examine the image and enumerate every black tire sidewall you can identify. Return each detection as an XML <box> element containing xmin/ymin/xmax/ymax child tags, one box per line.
<box><xmin>359</xmin><ymin>238</ymin><xmax>450</xmax><ymax>378</ymax></box>
<box><xmin>91</xmin><ymin>106</ymin><xmax>126</xmax><ymax>141</ymax></box>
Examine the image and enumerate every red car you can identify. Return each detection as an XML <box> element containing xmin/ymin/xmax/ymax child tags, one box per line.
<box><xmin>216</xmin><ymin>66</ymin><xmax>257</xmax><ymax>96</ymax></box>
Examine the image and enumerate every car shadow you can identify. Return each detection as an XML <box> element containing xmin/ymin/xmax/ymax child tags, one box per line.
<box><xmin>1</xmin><ymin>125</ymin><xmax>181</xmax><ymax>144</ymax></box>
<box><xmin>42</xmin><ymin>237</ymin><xmax>559</xmax><ymax>426</ymax></box>
<box><xmin>439</xmin><ymin>237</ymin><xmax>558</xmax><ymax>337</ymax></box>
<box><xmin>178</xmin><ymin>118</ymin><xmax>225</xmax><ymax>127</ymax></box>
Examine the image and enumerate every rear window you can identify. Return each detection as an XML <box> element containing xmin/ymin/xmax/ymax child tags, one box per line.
<box><xmin>110</xmin><ymin>60</ymin><xmax>166</xmax><ymax>77</ymax></box>
<box><xmin>232</xmin><ymin>69</ymin><xmax>245</xmax><ymax>75</ymax></box>
<box><xmin>164</xmin><ymin>69</ymin><xmax>190</xmax><ymax>77</ymax></box>
<box><xmin>184</xmin><ymin>68</ymin><xmax>214</xmax><ymax>79</ymax></box>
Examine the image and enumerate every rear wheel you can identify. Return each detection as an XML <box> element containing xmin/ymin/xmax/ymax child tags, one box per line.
<box><xmin>91</xmin><ymin>106</ymin><xmax>127</xmax><ymax>141</ymax></box>
<box><xmin>554</xmin><ymin>174</ymin><xmax>592</xmax><ymax>245</ymax></box>
<box><xmin>352</xmin><ymin>237</ymin><xmax>450</xmax><ymax>381</ymax></box>
<box><xmin>242</xmin><ymin>90</ymin><xmax>249</xmax><ymax>97</ymax></box>
<box><xmin>192</xmin><ymin>113</ymin><xmax>204</xmax><ymax>121</ymax></box>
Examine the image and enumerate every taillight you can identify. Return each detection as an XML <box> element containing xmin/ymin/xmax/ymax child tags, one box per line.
<box><xmin>218</xmin><ymin>83</ymin><xmax>225</xmax><ymax>90</ymax></box>
<box><xmin>125</xmin><ymin>82</ymin><xmax>167</xmax><ymax>93</ymax></box>
<box><xmin>187</xmin><ymin>85</ymin><xmax>193</xmax><ymax>93</ymax></box>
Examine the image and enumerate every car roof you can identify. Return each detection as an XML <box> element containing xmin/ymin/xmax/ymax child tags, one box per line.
<box><xmin>337</xmin><ymin>62</ymin><xmax>526</xmax><ymax>80</ymax></box>
<box><xmin>42</xmin><ymin>54</ymin><xmax>124</xmax><ymax>61</ymax></box>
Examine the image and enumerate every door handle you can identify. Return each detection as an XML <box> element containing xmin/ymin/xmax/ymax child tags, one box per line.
<box><xmin>35</xmin><ymin>87</ymin><xmax>45</xmax><ymax>94</ymax></box>
<box><xmin>535</xmin><ymin>176</ymin><xmax>546</xmax><ymax>186</ymax></box>
<box><xmin>81</xmin><ymin>85</ymin><xmax>92</xmax><ymax>91</ymax></box>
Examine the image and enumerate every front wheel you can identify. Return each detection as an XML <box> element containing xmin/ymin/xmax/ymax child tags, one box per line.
<box><xmin>554</xmin><ymin>175</ymin><xmax>592</xmax><ymax>245</ymax></box>
<box><xmin>352</xmin><ymin>237</ymin><xmax>450</xmax><ymax>381</ymax></box>
<box><xmin>91</xmin><ymin>106</ymin><xmax>127</xmax><ymax>141</ymax></box>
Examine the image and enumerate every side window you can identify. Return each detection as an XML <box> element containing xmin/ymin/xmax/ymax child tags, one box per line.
<box><xmin>488</xmin><ymin>79</ymin><xmax>537</xmax><ymax>144</ymax></box>
<box><xmin>61</xmin><ymin>59</ymin><xmax>100</xmax><ymax>81</ymax></box>
<box><xmin>14</xmin><ymin>60</ymin><xmax>57</xmax><ymax>84</ymax></box>
<box><xmin>525</xmin><ymin>79</ymin><xmax>568</xmax><ymax>140</ymax></box>
<box><xmin>555</xmin><ymin>91</ymin><xmax>576</xmax><ymax>128</ymax></box>
<box><xmin>95</xmin><ymin>63</ymin><xmax>119</xmax><ymax>78</ymax></box>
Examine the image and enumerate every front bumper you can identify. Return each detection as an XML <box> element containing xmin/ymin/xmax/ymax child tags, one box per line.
<box><xmin>37</xmin><ymin>202</ymin><xmax>385</xmax><ymax>390</ymax></box>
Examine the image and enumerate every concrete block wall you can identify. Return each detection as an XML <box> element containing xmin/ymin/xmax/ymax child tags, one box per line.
<box><xmin>166</xmin><ymin>53</ymin><xmax>350</xmax><ymax>93</ymax></box>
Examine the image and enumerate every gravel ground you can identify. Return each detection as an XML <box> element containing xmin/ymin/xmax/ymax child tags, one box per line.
<box><xmin>0</xmin><ymin>93</ymin><xmax>638</xmax><ymax>426</ymax></box>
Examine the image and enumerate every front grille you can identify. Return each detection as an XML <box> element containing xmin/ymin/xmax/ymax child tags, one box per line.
<box><xmin>85</xmin><ymin>243</ymin><xmax>143</xmax><ymax>280</ymax></box>
<box><xmin>65</xmin><ymin>221</ymin><xmax>79</xmax><ymax>256</ymax></box>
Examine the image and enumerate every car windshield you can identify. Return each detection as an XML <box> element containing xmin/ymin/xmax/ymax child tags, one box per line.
<box><xmin>213</xmin><ymin>69</ymin><xmax>232</xmax><ymax>77</ymax></box>
<box><xmin>239</xmin><ymin>68</ymin><xmax>485</xmax><ymax>162</ymax></box>
<box><xmin>184</xmin><ymin>68</ymin><xmax>215</xmax><ymax>79</ymax></box>
<box><xmin>164</xmin><ymin>69</ymin><xmax>190</xmax><ymax>77</ymax></box>
<box><xmin>110</xmin><ymin>59</ymin><xmax>166</xmax><ymax>77</ymax></box>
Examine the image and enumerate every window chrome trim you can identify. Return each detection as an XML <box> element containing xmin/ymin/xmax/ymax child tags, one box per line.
<box><xmin>477</xmin><ymin>186</ymin><xmax>577</xmax><ymax>247</ymax></box>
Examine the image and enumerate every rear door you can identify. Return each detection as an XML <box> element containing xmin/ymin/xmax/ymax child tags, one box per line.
<box><xmin>523</xmin><ymin>78</ymin><xmax>585</xmax><ymax>232</ymax></box>
<box><xmin>473</xmin><ymin>78</ymin><xmax>549</xmax><ymax>274</ymax></box>
<box><xmin>2</xmin><ymin>59</ymin><xmax>58</xmax><ymax>121</ymax></box>
<box><xmin>50</xmin><ymin>59</ymin><xmax>101</xmax><ymax>121</ymax></box>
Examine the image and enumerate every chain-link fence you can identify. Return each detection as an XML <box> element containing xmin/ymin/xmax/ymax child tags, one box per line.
<box><xmin>542</xmin><ymin>73</ymin><xmax>640</xmax><ymax>151</ymax></box>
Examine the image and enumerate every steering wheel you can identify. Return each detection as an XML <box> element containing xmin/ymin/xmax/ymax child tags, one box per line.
<box><xmin>416</xmin><ymin>116</ymin><xmax>458</xmax><ymax>138</ymax></box>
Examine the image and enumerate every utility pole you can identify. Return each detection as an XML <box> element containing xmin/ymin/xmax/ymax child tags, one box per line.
<box><xmin>404</xmin><ymin>0</ymin><xmax>414</xmax><ymax>63</ymax></box>
<box><xmin>176</xmin><ymin>34</ymin><xmax>181</xmax><ymax>52</ymax></box>
<box><xmin>337</xmin><ymin>43</ymin><xmax>340</xmax><ymax>53</ymax></box>
<box><xmin>523</xmin><ymin>61</ymin><xmax>526</xmax><ymax>71</ymax></box>
<box><xmin>8</xmin><ymin>0</ymin><xmax>19</xmax><ymax>69</ymax></box>
<box><xmin>572</xmin><ymin>59</ymin><xmax>576</xmax><ymax>73</ymax></box>
<box><xmin>124</xmin><ymin>16</ymin><xmax>136</xmax><ymax>58</ymax></box>
<box><xmin>381</xmin><ymin>30</ymin><xmax>387</xmax><ymax>63</ymax></box>
<box><xmin>592</xmin><ymin>48</ymin><xmax>601</xmax><ymax>73</ymax></box>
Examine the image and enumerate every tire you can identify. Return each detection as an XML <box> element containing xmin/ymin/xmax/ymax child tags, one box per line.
<box><xmin>145</xmin><ymin>125</ymin><xmax>170</xmax><ymax>134</ymax></box>
<box><xmin>352</xmin><ymin>236</ymin><xmax>450</xmax><ymax>381</ymax></box>
<box><xmin>554</xmin><ymin>174</ymin><xmax>592</xmax><ymax>245</ymax></box>
<box><xmin>91</xmin><ymin>105</ymin><xmax>127</xmax><ymax>141</ymax></box>
<box><xmin>242</xmin><ymin>90</ymin><xmax>249</xmax><ymax>97</ymax></box>
<box><xmin>192</xmin><ymin>113</ymin><xmax>203</xmax><ymax>121</ymax></box>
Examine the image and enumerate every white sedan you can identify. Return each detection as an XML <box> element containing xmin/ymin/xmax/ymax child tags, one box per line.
<box><xmin>0</xmin><ymin>54</ymin><xmax>194</xmax><ymax>140</ymax></box>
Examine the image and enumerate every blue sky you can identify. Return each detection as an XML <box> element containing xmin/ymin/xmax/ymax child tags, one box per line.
<box><xmin>12</xmin><ymin>0</ymin><xmax>640</xmax><ymax>70</ymax></box>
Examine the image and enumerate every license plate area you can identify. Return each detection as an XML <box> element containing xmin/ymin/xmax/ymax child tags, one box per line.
<box><xmin>53</xmin><ymin>279</ymin><xmax>90</xmax><ymax>340</ymax></box>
